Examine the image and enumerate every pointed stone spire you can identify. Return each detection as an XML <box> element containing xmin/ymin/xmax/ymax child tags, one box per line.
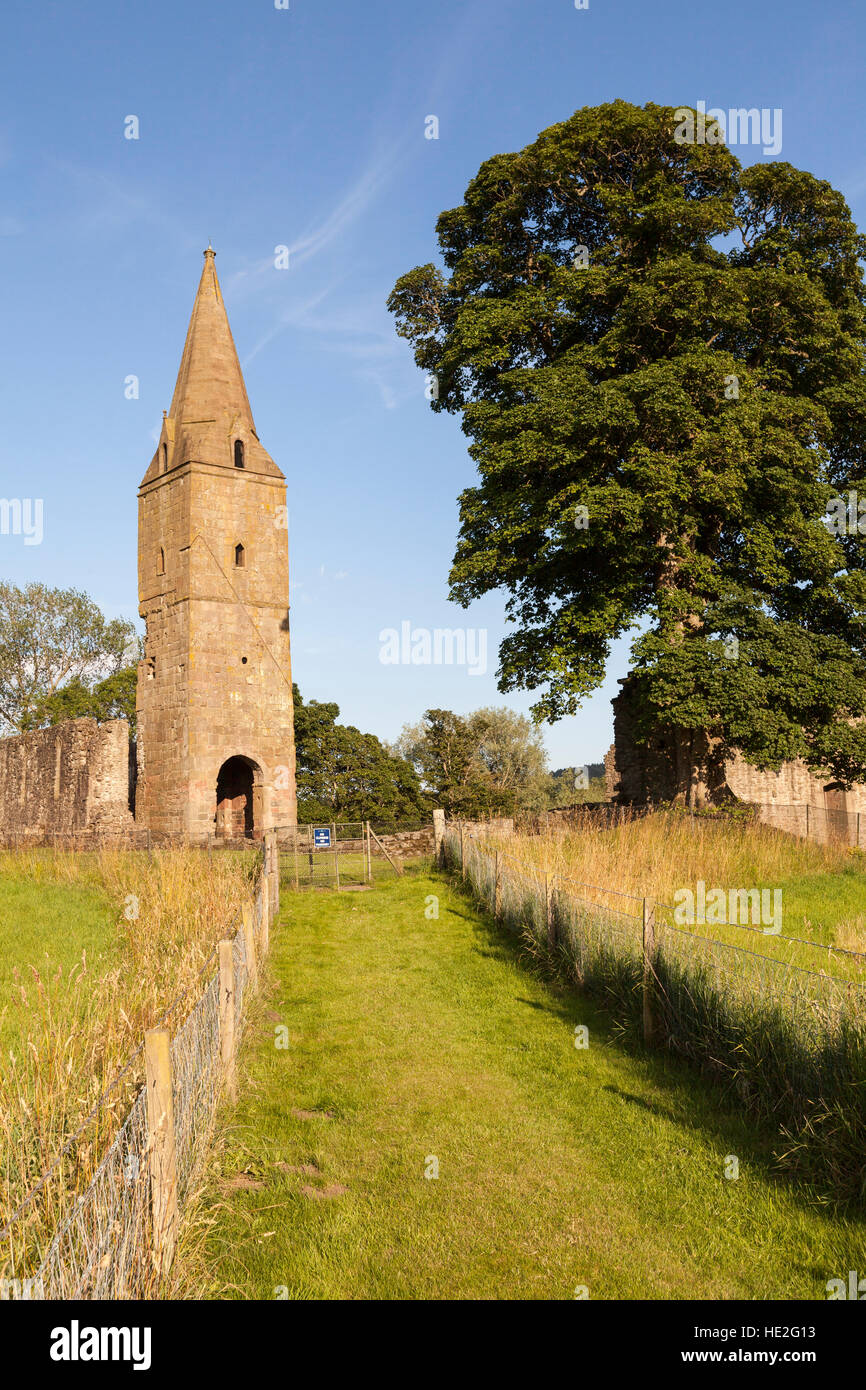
<box><xmin>169</xmin><ymin>247</ymin><xmax>254</xmax><ymax>426</ymax></box>
<box><xmin>141</xmin><ymin>249</ymin><xmax>282</xmax><ymax>485</ymax></box>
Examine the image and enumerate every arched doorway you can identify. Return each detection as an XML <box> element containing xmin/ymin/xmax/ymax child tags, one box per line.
<box><xmin>215</xmin><ymin>755</ymin><xmax>262</xmax><ymax>840</ymax></box>
<box><xmin>823</xmin><ymin>782</ymin><xmax>849</xmax><ymax>845</ymax></box>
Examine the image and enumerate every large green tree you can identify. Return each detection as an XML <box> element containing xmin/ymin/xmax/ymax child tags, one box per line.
<box><xmin>0</xmin><ymin>582</ymin><xmax>137</xmax><ymax>735</ymax></box>
<box><xmin>389</xmin><ymin>100</ymin><xmax>866</xmax><ymax>802</ymax></box>
<box><xmin>396</xmin><ymin>705</ymin><xmax>550</xmax><ymax>815</ymax></box>
<box><xmin>293</xmin><ymin>685</ymin><xmax>429</xmax><ymax>825</ymax></box>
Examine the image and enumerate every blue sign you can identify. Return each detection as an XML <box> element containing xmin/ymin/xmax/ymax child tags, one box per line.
<box><xmin>313</xmin><ymin>827</ymin><xmax>331</xmax><ymax>848</ymax></box>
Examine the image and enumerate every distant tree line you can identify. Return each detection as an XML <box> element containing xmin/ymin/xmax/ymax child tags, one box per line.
<box><xmin>0</xmin><ymin>583</ymin><xmax>605</xmax><ymax>823</ymax></box>
<box><xmin>292</xmin><ymin>684</ymin><xmax>429</xmax><ymax>827</ymax></box>
<box><xmin>294</xmin><ymin>697</ymin><xmax>606</xmax><ymax>824</ymax></box>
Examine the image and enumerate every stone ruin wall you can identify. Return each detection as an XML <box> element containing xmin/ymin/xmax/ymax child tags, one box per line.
<box><xmin>725</xmin><ymin>753</ymin><xmax>866</xmax><ymax>844</ymax></box>
<box><xmin>0</xmin><ymin>717</ymin><xmax>136</xmax><ymax>843</ymax></box>
<box><xmin>605</xmin><ymin>707</ymin><xmax>866</xmax><ymax>846</ymax></box>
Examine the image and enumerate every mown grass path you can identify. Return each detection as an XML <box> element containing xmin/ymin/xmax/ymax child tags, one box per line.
<box><xmin>196</xmin><ymin>869</ymin><xmax>864</xmax><ymax>1300</ymax></box>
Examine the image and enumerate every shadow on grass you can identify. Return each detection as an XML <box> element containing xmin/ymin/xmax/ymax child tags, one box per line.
<box><xmin>445</xmin><ymin>867</ymin><xmax>845</xmax><ymax>1209</ymax></box>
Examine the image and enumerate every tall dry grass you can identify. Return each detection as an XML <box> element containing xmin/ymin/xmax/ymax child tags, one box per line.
<box><xmin>0</xmin><ymin>846</ymin><xmax>257</xmax><ymax>1235</ymax></box>
<box><xmin>499</xmin><ymin>808</ymin><xmax>854</xmax><ymax>908</ymax></box>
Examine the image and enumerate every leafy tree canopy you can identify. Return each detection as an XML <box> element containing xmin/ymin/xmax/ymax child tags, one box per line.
<box><xmin>293</xmin><ymin>684</ymin><xmax>430</xmax><ymax>826</ymax></box>
<box><xmin>27</xmin><ymin>665</ymin><xmax>139</xmax><ymax>734</ymax></box>
<box><xmin>396</xmin><ymin>705</ymin><xmax>550</xmax><ymax>815</ymax></box>
<box><xmin>0</xmin><ymin>582</ymin><xmax>138</xmax><ymax>735</ymax></box>
<box><xmin>548</xmin><ymin>764</ymin><xmax>607</xmax><ymax>806</ymax></box>
<box><xmin>389</xmin><ymin>100</ymin><xmax>866</xmax><ymax>794</ymax></box>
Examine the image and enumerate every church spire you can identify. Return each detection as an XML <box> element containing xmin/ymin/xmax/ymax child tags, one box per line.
<box><xmin>141</xmin><ymin>249</ymin><xmax>282</xmax><ymax>486</ymax></box>
<box><xmin>168</xmin><ymin>247</ymin><xmax>254</xmax><ymax>426</ymax></box>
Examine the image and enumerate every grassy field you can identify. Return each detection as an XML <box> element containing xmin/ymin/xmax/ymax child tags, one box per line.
<box><xmin>189</xmin><ymin>869</ymin><xmax>864</xmax><ymax>1300</ymax></box>
<box><xmin>452</xmin><ymin>819</ymin><xmax>866</xmax><ymax>1201</ymax></box>
<box><xmin>0</xmin><ymin>876</ymin><xmax>117</xmax><ymax>1051</ymax></box>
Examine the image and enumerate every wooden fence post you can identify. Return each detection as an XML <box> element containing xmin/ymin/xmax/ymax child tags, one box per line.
<box><xmin>268</xmin><ymin>831</ymin><xmax>279</xmax><ymax>922</ymax></box>
<box><xmin>258</xmin><ymin>879</ymin><xmax>270</xmax><ymax>956</ymax></box>
<box><xmin>433</xmin><ymin>809</ymin><xmax>445</xmax><ymax>868</ymax></box>
<box><xmin>494</xmin><ymin>850</ymin><xmax>502</xmax><ymax>920</ymax></box>
<box><xmin>219</xmin><ymin>939</ymin><xmax>237</xmax><ymax>1103</ymax></box>
<box><xmin>243</xmin><ymin>902</ymin><xmax>259</xmax><ymax>993</ymax></box>
<box><xmin>546</xmin><ymin>872</ymin><xmax>556</xmax><ymax>950</ymax></box>
<box><xmin>145</xmin><ymin>1028</ymin><xmax>178</xmax><ymax>1278</ymax></box>
<box><xmin>642</xmin><ymin>897</ymin><xmax>658</xmax><ymax>1046</ymax></box>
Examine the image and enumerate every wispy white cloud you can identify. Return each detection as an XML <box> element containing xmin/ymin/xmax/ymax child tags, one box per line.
<box><xmin>241</xmin><ymin>282</ymin><xmax>339</xmax><ymax>366</ymax></box>
<box><xmin>241</xmin><ymin>272</ymin><xmax>417</xmax><ymax>412</ymax></box>
<box><xmin>288</xmin><ymin>137</ymin><xmax>410</xmax><ymax>271</ymax></box>
<box><xmin>357</xmin><ymin>367</ymin><xmax>398</xmax><ymax>411</ymax></box>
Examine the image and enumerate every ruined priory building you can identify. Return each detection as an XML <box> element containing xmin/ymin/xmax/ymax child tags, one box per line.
<box><xmin>0</xmin><ymin>250</ymin><xmax>297</xmax><ymax>844</ymax></box>
<box><xmin>604</xmin><ymin>676</ymin><xmax>866</xmax><ymax>845</ymax></box>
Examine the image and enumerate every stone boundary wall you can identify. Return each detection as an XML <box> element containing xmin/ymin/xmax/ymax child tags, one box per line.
<box><xmin>275</xmin><ymin>820</ymin><xmax>512</xmax><ymax>860</ymax></box>
<box><xmin>455</xmin><ymin>817</ymin><xmax>514</xmax><ymax>838</ymax></box>
<box><xmin>725</xmin><ymin>751</ymin><xmax>866</xmax><ymax>815</ymax></box>
<box><xmin>0</xmin><ymin>718</ymin><xmax>135</xmax><ymax>842</ymax></box>
<box><xmin>373</xmin><ymin>827</ymin><xmax>435</xmax><ymax>857</ymax></box>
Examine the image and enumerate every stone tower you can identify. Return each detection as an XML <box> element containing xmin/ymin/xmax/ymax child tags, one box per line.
<box><xmin>136</xmin><ymin>249</ymin><xmax>297</xmax><ymax>843</ymax></box>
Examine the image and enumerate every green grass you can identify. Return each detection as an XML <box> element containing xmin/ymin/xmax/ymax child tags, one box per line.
<box><xmin>777</xmin><ymin>867</ymin><xmax>866</xmax><ymax>950</ymax></box>
<box><xmin>495</xmin><ymin>810</ymin><xmax>866</xmax><ymax>959</ymax></box>
<box><xmin>458</xmin><ymin>832</ymin><xmax>866</xmax><ymax>1200</ymax></box>
<box><xmin>0</xmin><ymin>875</ymin><xmax>117</xmax><ymax>1050</ymax></box>
<box><xmin>192</xmin><ymin>869</ymin><xmax>864</xmax><ymax>1300</ymax></box>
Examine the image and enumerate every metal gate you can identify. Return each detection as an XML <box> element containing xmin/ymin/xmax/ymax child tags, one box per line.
<box><xmin>275</xmin><ymin>822</ymin><xmax>401</xmax><ymax>890</ymax></box>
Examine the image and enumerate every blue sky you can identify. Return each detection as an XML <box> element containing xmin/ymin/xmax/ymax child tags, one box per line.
<box><xmin>2</xmin><ymin>0</ymin><xmax>865</xmax><ymax>768</ymax></box>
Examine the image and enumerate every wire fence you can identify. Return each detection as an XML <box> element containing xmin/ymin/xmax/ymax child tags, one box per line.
<box><xmin>442</xmin><ymin>823</ymin><xmax>866</xmax><ymax>1199</ymax></box>
<box><xmin>0</xmin><ymin>836</ymin><xmax>280</xmax><ymax>1299</ymax></box>
<box><xmin>745</xmin><ymin>801</ymin><xmax>866</xmax><ymax>848</ymax></box>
